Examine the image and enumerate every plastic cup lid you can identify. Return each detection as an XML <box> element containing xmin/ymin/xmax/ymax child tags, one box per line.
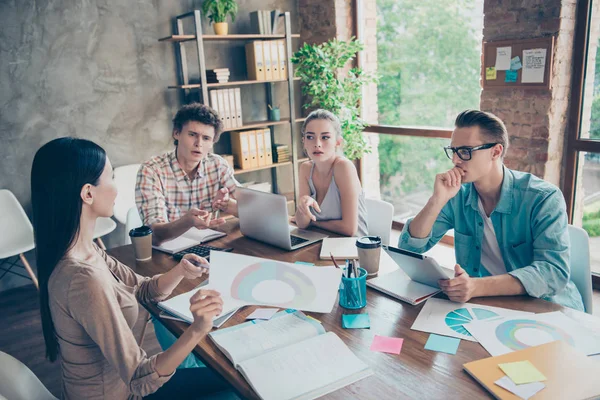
<box><xmin>355</xmin><ymin>235</ymin><xmax>381</xmax><ymax>249</ymax></box>
<box><xmin>129</xmin><ymin>225</ymin><xmax>152</xmax><ymax>237</ymax></box>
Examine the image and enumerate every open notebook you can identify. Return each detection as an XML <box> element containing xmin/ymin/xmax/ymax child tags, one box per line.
<box><xmin>366</xmin><ymin>269</ymin><xmax>440</xmax><ymax>305</ymax></box>
<box><xmin>157</xmin><ymin>284</ymin><xmax>245</xmax><ymax>328</ymax></box>
<box><xmin>209</xmin><ymin>310</ymin><xmax>373</xmax><ymax>400</ymax></box>
<box><xmin>153</xmin><ymin>227</ymin><xmax>226</xmax><ymax>254</ymax></box>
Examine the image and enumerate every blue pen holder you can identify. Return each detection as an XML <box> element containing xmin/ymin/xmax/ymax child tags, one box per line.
<box><xmin>339</xmin><ymin>267</ymin><xmax>367</xmax><ymax>309</ymax></box>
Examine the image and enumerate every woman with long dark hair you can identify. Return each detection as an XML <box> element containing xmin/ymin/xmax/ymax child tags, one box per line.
<box><xmin>31</xmin><ymin>137</ymin><xmax>231</xmax><ymax>399</ymax></box>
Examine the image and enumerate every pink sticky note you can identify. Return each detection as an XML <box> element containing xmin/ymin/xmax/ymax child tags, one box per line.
<box><xmin>370</xmin><ymin>335</ymin><xmax>404</xmax><ymax>355</ymax></box>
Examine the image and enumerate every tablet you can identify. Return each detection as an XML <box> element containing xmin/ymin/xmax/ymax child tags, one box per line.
<box><xmin>382</xmin><ymin>245</ymin><xmax>452</xmax><ymax>288</ymax></box>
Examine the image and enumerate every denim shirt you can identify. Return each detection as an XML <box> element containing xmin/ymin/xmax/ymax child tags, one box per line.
<box><xmin>399</xmin><ymin>167</ymin><xmax>584</xmax><ymax>311</ymax></box>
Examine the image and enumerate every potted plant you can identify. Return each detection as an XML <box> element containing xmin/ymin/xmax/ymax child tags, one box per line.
<box><xmin>201</xmin><ymin>0</ymin><xmax>238</xmax><ymax>35</ymax></box>
<box><xmin>292</xmin><ymin>38</ymin><xmax>377</xmax><ymax>160</ymax></box>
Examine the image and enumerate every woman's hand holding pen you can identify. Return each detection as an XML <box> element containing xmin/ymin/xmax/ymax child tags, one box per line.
<box><xmin>189</xmin><ymin>289</ymin><xmax>223</xmax><ymax>335</ymax></box>
<box><xmin>176</xmin><ymin>254</ymin><xmax>210</xmax><ymax>280</ymax></box>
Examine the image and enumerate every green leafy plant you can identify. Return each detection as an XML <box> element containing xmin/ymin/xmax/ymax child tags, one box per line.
<box><xmin>201</xmin><ymin>0</ymin><xmax>238</xmax><ymax>24</ymax></box>
<box><xmin>292</xmin><ymin>38</ymin><xmax>377</xmax><ymax>160</ymax></box>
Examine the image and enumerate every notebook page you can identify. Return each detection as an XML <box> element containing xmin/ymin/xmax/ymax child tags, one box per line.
<box><xmin>210</xmin><ymin>312</ymin><xmax>324</xmax><ymax>366</ymax></box>
<box><xmin>238</xmin><ymin>332</ymin><xmax>372</xmax><ymax>400</ymax></box>
<box><xmin>182</xmin><ymin>227</ymin><xmax>226</xmax><ymax>243</ymax></box>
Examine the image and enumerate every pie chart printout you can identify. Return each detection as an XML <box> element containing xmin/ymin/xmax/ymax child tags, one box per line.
<box><xmin>444</xmin><ymin>308</ymin><xmax>499</xmax><ymax>337</ymax></box>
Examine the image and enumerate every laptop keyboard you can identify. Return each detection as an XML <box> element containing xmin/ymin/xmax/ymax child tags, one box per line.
<box><xmin>173</xmin><ymin>245</ymin><xmax>233</xmax><ymax>261</ymax></box>
<box><xmin>290</xmin><ymin>235</ymin><xmax>309</xmax><ymax>247</ymax></box>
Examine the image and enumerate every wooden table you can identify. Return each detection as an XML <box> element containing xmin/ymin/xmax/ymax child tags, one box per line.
<box><xmin>108</xmin><ymin>219</ymin><xmax>590</xmax><ymax>399</ymax></box>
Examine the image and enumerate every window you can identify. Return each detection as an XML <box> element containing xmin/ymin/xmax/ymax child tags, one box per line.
<box><xmin>569</xmin><ymin>0</ymin><xmax>600</xmax><ymax>277</ymax></box>
<box><xmin>375</xmin><ymin>0</ymin><xmax>484</xmax><ymax>222</ymax></box>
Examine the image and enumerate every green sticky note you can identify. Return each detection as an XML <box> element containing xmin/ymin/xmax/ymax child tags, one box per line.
<box><xmin>424</xmin><ymin>334</ymin><xmax>460</xmax><ymax>355</ymax></box>
<box><xmin>505</xmin><ymin>70</ymin><xmax>518</xmax><ymax>82</ymax></box>
<box><xmin>498</xmin><ymin>361</ymin><xmax>547</xmax><ymax>385</ymax></box>
<box><xmin>342</xmin><ymin>313</ymin><xmax>370</xmax><ymax>329</ymax></box>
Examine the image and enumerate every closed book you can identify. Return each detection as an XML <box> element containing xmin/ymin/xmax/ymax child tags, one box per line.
<box><xmin>249</xmin><ymin>11</ymin><xmax>263</xmax><ymax>34</ymax></box>
<box><xmin>247</xmin><ymin>130</ymin><xmax>258</xmax><ymax>167</ymax></box>
<box><xmin>234</xmin><ymin>88</ymin><xmax>243</xmax><ymax>127</ymax></box>
<box><xmin>270</xmin><ymin>41</ymin><xmax>280</xmax><ymax>79</ymax></box>
<box><xmin>255</xmin><ymin>128</ymin><xmax>266</xmax><ymax>166</ymax></box>
<box><xmin>262</xmin><ymin>40</ymin><xmax>273</xmax><ymax>80</ymax></box>
<box><xmin>278</xmin><ymin>40</ymin><xmax>287</xmax><ymax>79</ymax></box>
<box><xmin>245</xmin><ymin>41</ymin><xmax>265</xmax><ymax>81</ymax></box>
<box><xmin>464</xmin><ymin>341</ymin><xmax>600</xmax><ymax>400</ymax></box>
<box><xmin>262</xmin><ymin>128</ymin><xmax>273</xmax><ymax>165</ymax></box>
<box><xmin>271</xmin><ymin>10</ymin><xmax>282</xmax><ymax>34</ymax></box>
<box><xmin>227</xmin><ymin>88</ymin><xmax>238</xmax><ymax>128</ymax></box>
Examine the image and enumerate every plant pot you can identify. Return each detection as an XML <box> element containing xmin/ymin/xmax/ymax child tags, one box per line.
<box><xmin>269</xmin><ymin>108</ymin><xmax>281</xmax><ymax>121</ymax></box>
<box><xmin>213</xmin><ymin>23</ymin><xmax>228</xmax><ymax>35</ymax></box>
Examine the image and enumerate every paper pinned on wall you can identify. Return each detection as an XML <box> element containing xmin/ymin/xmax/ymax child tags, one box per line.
<box><xmin>510</xmin><ymin>56</ymin><xmax>522</xmax><ymax>70</ymax></box>
<box><xmin>505</xmin><ymin>70</ymin><xmax>518</xmax><ymax>83</ymax></box>
<box><xmin>522</xmin><ymin>48</ymin><xmax>546</xmax><ymax>83</ymax></box>
<box><xmin>486</xmin><ymin>67</ymin><xmax>497</xmax><ymax>80</ymax></box>
<box><xmin>495</xmin><ymin>46</ymin><xmax>512</xmax><ymax>70</ymax></box>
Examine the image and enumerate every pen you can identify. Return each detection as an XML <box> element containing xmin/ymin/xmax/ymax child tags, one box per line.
<box><xmin>329</xmin><ymin>253</ymin><xmax>341</xmax><ymax>269</ymax></box>
<box><xmin>213</xmin><ymin>209</ymin><xmax>220</xmax><ymax>219</ymax></box>
<box><xmin>186</xmin><ymin>259</ymin><xmax>210</xmax><ymax>269</ymax></box>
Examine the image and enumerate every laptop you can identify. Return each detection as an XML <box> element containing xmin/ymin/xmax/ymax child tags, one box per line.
<box><xmin>236</xmin><ymin>187</ymin><xmax>328</xmax><ymax>251</ymax></box>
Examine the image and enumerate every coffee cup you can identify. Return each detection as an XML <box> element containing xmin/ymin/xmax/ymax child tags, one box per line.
<box><xmin>129</xmin><ymin>226</ymin><xmax>153</xmax><ymax>262</ymax></box>
<box><xmin>356</xmin><ymin>236</ymin><xmax>382</xmax><ymax>276</ymax></box>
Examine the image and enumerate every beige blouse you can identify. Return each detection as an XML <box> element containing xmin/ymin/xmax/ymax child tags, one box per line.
<box><xmin>48</xmin><ymin>245</ymin><xmax>173</xmax><ymax>399</ymax></box>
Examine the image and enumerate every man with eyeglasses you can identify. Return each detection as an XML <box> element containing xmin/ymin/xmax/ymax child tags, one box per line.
<box><xmin>398</xmin><ymin>109</ymin><xmax>584</xmax><ymax>311</ymax></box>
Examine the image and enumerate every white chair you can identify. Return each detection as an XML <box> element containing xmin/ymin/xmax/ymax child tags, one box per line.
<box><xmin>93</xmin><ymin>217</ymin><xmax>117</xmax><ymax>250</ymax></box>
<box><xmin>365</xmin><ymin>198</ymin><xmax>394</xmax><ymax>246</ymax></box>
<box><xmin>0</xmin><ymin>190</ymin><xmax>38</xmax><ymax>289</ymax></box>
<box><xmin>0</xmin><ymin>351</ymin><xmax>57</xmax><ymax>400</ymax></box>
<box><xmin>568</xmin><ymin>225</ymin><xmax>593</xmax><ymax>314</ymax></box>
<box><xmin>124</xmin><ymin>207</ymin><xmax>143</xmax><ymax>245</ymax></box>
<box><xmin>113</xmin><ymin>164</ymin><xmax>141</xmax><ymax>225</ymax></box>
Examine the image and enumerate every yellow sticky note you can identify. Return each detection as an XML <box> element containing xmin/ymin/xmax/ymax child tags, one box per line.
<box><xmin>498</xmin><ymin>361</ymin><xmax>547</xmax><ymax>385</ymax></box>
<box><xmin>486</xmin><ymin>67</ymin><xmax>497</xmax><ymax>80</ymax></box>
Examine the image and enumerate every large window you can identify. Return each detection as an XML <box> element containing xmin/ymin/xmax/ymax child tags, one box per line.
<box><xmin>569</xmin><ymin>0</ymin><xmax>600</xmax><ymax>276</ymax></box>
<box><xmin>375</xmin><ymin>0</ymin><xmax>484</xmax><ymax>221</ymax></box>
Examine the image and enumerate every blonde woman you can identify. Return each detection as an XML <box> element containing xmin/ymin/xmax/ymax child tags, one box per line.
<box><xmin>294</xmin><ymin>109</ymin><xmax>368</xmax><ymax>237</ymax></box>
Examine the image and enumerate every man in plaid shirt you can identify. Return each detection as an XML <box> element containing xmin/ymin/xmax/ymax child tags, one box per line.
<box><xmin>136</xmin><ymin>103</ymin><xmax>240</xmax><ymax>245</ymax></box>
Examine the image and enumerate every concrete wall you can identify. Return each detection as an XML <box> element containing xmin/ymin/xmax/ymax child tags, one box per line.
<box><xmin>0</xmin><ymin>0</ymin><xmax>299</xmax><ymax>290</ymax></box>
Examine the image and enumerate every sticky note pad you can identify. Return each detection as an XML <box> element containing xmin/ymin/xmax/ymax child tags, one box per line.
<box><xmin>370</xmin><ymin>335</ymin><xmax>404</xmax><ymax>355</ymax></box>
<box><xmin>342</xmin><ymin>313</ymin><xmax>370</xmax><ymax>329</ymax></box>
<box><xmin>424</xmin><ymin>334</ymin><xmax>461</xmax><ymax>355</ymax></box>
<box><xmin>505</xmin><ymin>70</ymin><xmax>518</xmax><ymax>82</ymax></box>
<box><xmin>486</xmin><ymin>67</ymin><xmax>497</xmax><ymax>80</ymax></box>
<box><xmin>498</xmin><ymin>361</ymin><xmax>547</xmax><ymax>385</ymax></box>
<box><xmin>246</xmin><ymin>308</ymin><xmax>279</xmax><ymax>320</ymax></box>
<box><xmin>510</xmin><ymin>56</ymin><xmax>522</xmax><ymax>70</ymax></box>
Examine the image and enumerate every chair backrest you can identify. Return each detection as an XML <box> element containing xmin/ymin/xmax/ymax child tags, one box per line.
<box><xmin>0</xmin><ymin>190</ymin><xmax>35</xmax><ymax>259</ymax></box>
<box><xmin>568</xmin><ymin>225</ymin><xmax>593</xmax><ymax>314</ymax></box>
<box><xmin>0</xmin><ymin>351</ymin><xmax>57</xmax><ymax>400</ymax></box>
<box><xmin>125</xmin><ymin>207</ymin><xmax>143</xmax><ymax>245</ymax></box>
<box><xmin>365</xmin><ymin>198</ymin><xmax>394</xmax><ymax>246</ymax></box>
<box><xmin>113</xmin><ymin>164</ymin><xmax>141</xmax><ymax>224</ymax></box>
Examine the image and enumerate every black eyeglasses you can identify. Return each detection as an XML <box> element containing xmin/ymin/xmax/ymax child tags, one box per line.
<box><xmin>443</xmin><ymin>143</ymin><xmax>499</xmax><ymax>161</ymax></box>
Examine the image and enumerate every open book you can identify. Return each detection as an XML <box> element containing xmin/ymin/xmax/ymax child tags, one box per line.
<box><xmin>366</xmin><ymin>269</ymin><xmax>440</xmax><ymax>305</ymax></box>
<box><xmin>209</xmin><ymin>311</ymin><xmax>372</xmax><ymax>400</ymax></box>
<box><xmin>157</xmin><ymin>284</ymin><xmax>244</xmax><ymax>328</ymax></box>
<box><xmin>153</xmin><ymin>227</ymin><xmax>226</xmax><ymax>254</ymax></box>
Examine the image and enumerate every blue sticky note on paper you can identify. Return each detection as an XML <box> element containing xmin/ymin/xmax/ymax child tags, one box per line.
<box><xmin>342</xmin><ymin>313</ymin><xmax>370</xmax><ymax>329</ymax></box>
<box><xmin>505</xmin><ymin>70</ymin><xmax>518</xmax><ymax>83</ymax></box>
<box><xmin>294</xmin><ymin>261</ymin><xmax>315</xmax><ymax>266</ymax></box>
<box><xmin>510</xmin><ymin>56</ymin><xmax>522</xmax><ymax>70</ymax></box>
<box><xmin>424</xmin><ymin>334</ymin><xmax>460</xmax><ymax>355</ymax></box>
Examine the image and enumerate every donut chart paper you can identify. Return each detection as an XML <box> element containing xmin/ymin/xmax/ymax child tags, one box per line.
<box><xmin>464</xmin><ymin>311</ymin><xmax>600</xmax><ymax>356</ymax></box>
<box><xmin>411</xmin><ymin>298</ymin><xmax>532</xmax><ymax>342</ymax></box>
<box><xmin>209</xmin><ymin>251</ymin><xmax>342</xmax><ymax>313</ymax></box>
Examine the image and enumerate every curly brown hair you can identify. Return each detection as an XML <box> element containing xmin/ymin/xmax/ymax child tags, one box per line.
<box><xmin>172</xmin><ymin>103</ymin><xmax>224</xmax><ymax>144</ymax></box>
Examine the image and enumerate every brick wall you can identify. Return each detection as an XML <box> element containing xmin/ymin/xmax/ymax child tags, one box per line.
<box><xmin>480</xmin><ymin>0</ymin><xmax>576</xmax><ymax>187</ymax></box>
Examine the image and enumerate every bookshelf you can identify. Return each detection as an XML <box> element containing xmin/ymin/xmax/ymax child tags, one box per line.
<box><xmin>160</xmin><ymin>10</ymin><xmax>303</xmax><ymax>208</ymax></box>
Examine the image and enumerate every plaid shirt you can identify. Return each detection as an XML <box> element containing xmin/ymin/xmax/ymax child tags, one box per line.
<box><xmin>135</xmin><ymin>150</ymin><xmax>239</xmax><ymax>226</ymax></box>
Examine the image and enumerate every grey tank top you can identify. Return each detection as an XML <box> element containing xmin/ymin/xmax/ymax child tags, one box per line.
<box><xmin>308</xmin><ymin>162</ymin><xmax>369</xmax><ymax>237</ymax></box>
